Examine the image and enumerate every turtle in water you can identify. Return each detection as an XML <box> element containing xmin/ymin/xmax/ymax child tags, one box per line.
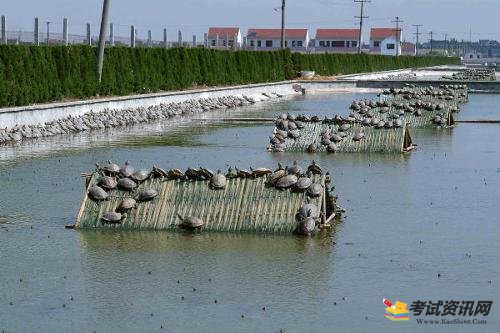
<box><xmin>225</xmin><ymin>167</ymin><xmax>238</xmax><ymax>179</ymax></box>
<box><xmin>307</xmin><ymin>161</ymin><xmax>323</xmax><ymax>175</ymax></box>
<box><xmin>294</xmin><ymin>176</ymin><xmax>312</xmax><ymax>192</ymax></box>
<box><xmin>266</xmin><ymin>167</ymin><xmax>287</xmax><ymax>186</ymax></box>
<box><xmin>115</xmin><ymin>198</ymin><xmax>136</xmax><ymax>213</ymax></box>
<box><xmin>151</xmin><ymin>166</ymin><xmax>168</xmax><ymax>178</ymax></box>
<box><xmin>210</xmin><ymin>170</ymin><xmax>227</xmax><ymax>190</ymax></box>
<box><xmin>101</xmin><ymin>211</ymin><xmax>123</xmax><ymax>224</ymax></box>
<box><xmin>132</xmin><ymin>169</ymin><xmax>151</xmax><ymax>183</ymax></box>
<box><xmin>88</xmin><ymin>185</ymin><xmax>108</xmax><ymax>201</ymax></box>
<box><xmin>100</xmin><ymin>160</ymin><xmax>120</xmax><ymax>175</ymax></box>
<box><xmin>119</xmin><ymin>161</ymin><xmax>135</xmax><ymax>178</ymax></box>
<box><xmin>98</xmin><ymin>176</ymin><xmax>117</xmax><ymax>191</ymax></box>
<box><xmin>288</xmin><ymin>161</ymin><xmax>303</xmax><ymax>176</ymax></box>
<box><xmin>250</xmin><ymin>167</ymin><xmax>272</xmax><ymax>178</ymax></box>
<box><xmin>307</xmin><ymin>141</ymin><xmax>317</xmax><ymax>153</ymax></box>
<box><xmin>117</xmin><ymin>178</ymin><xmax>137</xmax><ymax>191</ymax></box>
<box><xmin>168</xmin><ymin>168</ymin><xmax>184</xmax><ymax>180</ymax></box>
<box><xmin>295</xmin><ymin>217</ymin><xmax>316</xmax><ymax>236</ymax></box>
<box><xmin>276</xmin><ymin>174</ymin><xmax>298</xmax><ymax>190</ymax></box>
<box><xmin>177</xmin><ymin>214</ymin><xmax>204</xmax><ymax>230</ymax></box>
<box><xmin>296</xmin><ymin>203</ymin><xmax>319</xmax><ymax>221</ymax></box>
<box><xmin>307</xmin><ymin>183</ymin><xmax>323</xmax><ymax>197</ymax></box>
<box><xmin>135</xmin><ymin>188</ymin><xmax>158</xmax><ymax>202</ymax></box>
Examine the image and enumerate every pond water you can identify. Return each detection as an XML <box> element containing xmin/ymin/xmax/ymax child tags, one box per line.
<box><xmin>0</xmin><ymin>92</ymin><xmax>499</xmax><ymax>332</ymax></box>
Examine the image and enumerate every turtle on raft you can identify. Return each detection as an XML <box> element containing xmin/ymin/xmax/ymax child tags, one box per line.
<box><xmin>177</xmin><ymin>214</ymin><xmax>204</xmax><ymax>231</ymax></box>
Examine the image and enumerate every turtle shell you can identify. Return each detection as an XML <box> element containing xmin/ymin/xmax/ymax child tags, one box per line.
<box><xmin>307</xmin><ymin>161</ymin><xmax>323</xmax><ymax>175</ymax></box>
<box><xmin>116</xmin><ymin>198</ymin><xmax>136</xmax><ymax>213</ymax></box>
<box><xmin>296</xmin><ymin>217</ymin><xmax>316</xmax><ymax>236</ymax></box>
<box><xmin>307</xmin><ymin>183</ymin><xmax>322</xmax><ymax>197</ymax></box>
<box><xmin>288</xmin><ymin>162</ymin><xmax>303</xmax><ymax>175</ymax></box>
<box><xmin>98</xmin><ymin>176</ymin><xmax>117</xmax><ymax>191</ymax></box>
<box><xmin>119</xmin><ymin>162</ymin><xmax>135</xmax><ymax>178</ymax></box>
<box><xmin>179</xmin><ymin>216</ymin><xmax>204</xmax><ymax>230</ymax></box>
<box><xmin>88</xmin><ymin>186</ymin><xmax>108</xmax><ymax>201</ymax></box>
<box><xmin>102</xmin><ymin>161</ymin><xmax>120</xmax><ymax>175</ymax></box>
<box><xmin>297</xmin><ymin>203</ymin><xmax>319</xmax><ymax>221</ymax></box>
<box><xmin>294</xmin><ymin>177</ymin><xmax>312</xmax><ymax>191</ymax></box>
<box><xmin>352</xmin><ymin>131</ymin><xmax>365</xmax><ymax>142</ymax></box>
<box><xmin>251</xmin><ymin>167</ymin><xmax>272</xmax><ymax>177</ymax></box>
<box><xmin>210</xmin><ymin>173</ymin><xmax>227</xmax><ymax>190</ymax></box>
<box><xmin>276</xmin><ymin>174</ymin><xmax>298</xmax><ymax>189</ymax></box>
<box><xmin>101</xmin><ymin>211</ymin><xmax>122</xmax><ymax>224</ymax></box>
<box><xmin>135</xmin><ymin>188</ymin><xmax>158</xmax><ymax>202</ymax></box>
<box><xmin>185</xmin><ymin>168</ymin><xmax>201</xmax><ymax>180</ymax></box>
<box><xmin>117</xmin><ymin>178</ymin><xmax>137</xmax><ymax>191</ymax></box>
<box><xmin>266</xmin><ymin>170</ymin><xmax>286</xmax><ymax>185</ymax></box>
<box><xmin>168</xmin><ymin>168</ymin><xmax>184</xmax><ymax>180</ymax></box>
<box><xmin>152</xmin><ymin>166</ymin><xmax>168</xmax><ymax>178</ymax></box>
<box><xmin>132</xmin><ymin>169</ymin><xmax>150</xmax><ymax>183</ymax></box>
<box><xmin>327</xmin><ymin>143</ymin><xmax>338</xmax><ymax>153</ymax></box>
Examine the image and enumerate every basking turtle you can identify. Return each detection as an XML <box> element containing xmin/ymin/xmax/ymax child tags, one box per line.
<box><xmin>116</xmin><ymin>198</ymin><xmax>136</xmax><ymax>213</ymax></box>
<box><xmin>101</xmin><ymin>211</ymin><xmax>122</xmax><ymax>224</ymax></box>
<box><xmin>376</xmin><ymin>121</ymin><xmax>385</xmax><ymax>129</ymax></box>
<box><xmin>295</xmin><ymin>121</ymin><xmax>305</xmax><ymax>129</ymax></box>
<box><xmin>185</xmin><ymin>167</ymin><xmax>201</xmax><ymax>180</ymax></box>
<box><xmin>331</xmin><ymin>134</ymin><xmax>343</xmax><ymax>143</ymax></box>
<box><xmin>295</xmin><ymin>217</ymin><xmax>316</xmax><ymax>236</ymax></box>
<box><xmin>274</xmin><ymin>163</ymin><xmax>284</xmax><ymax>172</ymax></box>
<box><xmin>135</xmin><ymin>188</ymin><xmax>158</xmax><ymax>202</ymax></box>
<box><xmin>266</xmin><ymin>168</ymin><xmax>287</xmax><ymax>186</ymax></box>
<box><xmin>339</xmin><ymin>123</ymin><xmax>351</xmax><ymax>132</ymax></box>
<box><xmin>117</xmin><ymin>178</ymin><xmax>137</xmax><ymax>191</ymax></box>
<box><xmin>307</xmin><ymin>161</ymin><xmax>323</xmax><ymax>175</ymax></box>
<box><xmin>119</xmin><ymin>161</ymin><xmax>135</xmax><ymax>178</ymax></box>
<box><xmin>210</xmin><ymin>170</ymin><xmax>227</xmax><ymax>190</ymax></box>
<box><xmin>101</xmin><ymin>160</ymin><xmax>120</xmax><ymax>175</ymax></box>
<box><xmin>288</xmin><ymin>161</ymin><xmax>303</xmax><ymax>176</ymax></box>
<box><xmin>225</xmin><ymin>167</ymin><xmax>238</xmax><ymax>179</ymax></box>
<box><xmin>235</xmin><ymin>167</ymin><xmax>252</xmax><ymax>178</ymax></box>
<box><xmin>394</xmin><ymin>119</ymin><xmax>403</xmax><ymax>128</ymax></box>
<box><xmin>98</xmin><ymin>176</ymin><xmax>117</xmax><ymax>191</ymax></box>
<box><xmin>352</xmin><ymin>130</ymin><xmax>365</xmax><ymax>142</ymax></box>
<box><xmin>168</xmin><ymin>168</ymin><xmax>184</xmax><ymax>180</ymax></box>
<box><xmin>307</xmin><ymin>183</ymin><xmax>322</xmax><ymax>197</ymax></box>
<box><xmin>296</xmin><ymin>203</ymin><xmax>319</xmax><ymax>221</ymax></box>
<box><xmin>307</xmin><ymin>141</ymin><xmax>318</xmax><ymax>153</ymax></box>
<box><xmin>294</xmin><ymin>176</ymin><xmax>312</xmax><ymax>192</ymax></box>
<box><xmin>288</xmin><ymin>130</ymin><xmax>300</xmax><ymax>139</ymax></box>
<box><xmin>276</xmin><ymin>174</ymin><xmax>298</xmax><ymax>189</ymax></box>
<box><xmin>199</xmin><ymin>167</ymin><xmax>215</xmax><ymax>179</ymax></box>
<box><xmin>250</xmin><ymin>167</ymin><xmax>272</xmax><ymax>178</ymax></box>
<box><xmin>152</xmin><ymin>166</ymin><xmax>168</xmax><ymax>178</ymax></box>
<box><xmin>177</xmin><ymin>214</ymin><xmax>204</xmax><ymax>230</ymax></box>
<box><xmin>132</xmin><ymin>169</ymin><xmax>151</xmax><ymax>183</ymax></box>
<box><xmin>327</xmin><ymin>143</ymin><xmax>338</xmax><ymax>153</ymax></box>
<box><xmin>88</xmin><ymin>185</ymin><xmax>108</xmax><ymax>201</ymax></box>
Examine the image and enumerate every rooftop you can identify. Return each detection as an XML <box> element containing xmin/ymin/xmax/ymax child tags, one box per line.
<box><xmin>316</xmin><ymin>29</ymin><xmax>360</xmax><ymax>39</ymax></box>
<box><xmin>370</xmin><ymin>28</ymin><xmax>401</xmax><ymax>40</ymax></box>
<box><xmin>247</xmin><ymin>28</ymin><xmax>308</xmax><ymax>39</ymax></box>
<box><xmin>208</xmin><ymin>27</ymin><xmax>240</xmax><ymax>38</ymax></box>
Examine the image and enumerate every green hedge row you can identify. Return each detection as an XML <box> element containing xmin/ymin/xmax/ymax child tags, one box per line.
<box><xmin>0</xmin><ymin>45</ymin><xmax>458</xmax><ymax>107</ymax></box>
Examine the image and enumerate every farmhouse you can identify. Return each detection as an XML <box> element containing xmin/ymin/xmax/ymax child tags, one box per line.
<box><xmin>315</xmin><ymin>29</ymin><xmax>360</xmax><ymax>53</ymax></box>
<box><xmin>247</xmin><ymin>28</ymin><xmax>309</xmax><ymax>51</ymax></box>
<box><xmin>370</xmin><ymin>28</ymin><xmax>402</xmax><ymax>56</ymax></box>
<box><xmin>207</xmin><ymin>27</ymin><xmax>242</xmax><ymax>48</ymax></box>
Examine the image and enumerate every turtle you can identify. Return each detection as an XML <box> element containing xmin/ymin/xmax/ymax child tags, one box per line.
<box><xmin>101</xmin><ymin>211</ymin><xmax>122</xmax><ymax>224</ymax></box>
<box><xmin>294</xmin><ymin>120</ymin><xmax>305</xmax><ymax>129</ymax></box>
<box><xmin>307</xmin><ymin>183</ymin><xmax>323</xmax><ymax>197</ymax></box>
<box><xmin>266</xmin><ymin>168</ymin><xmax>286</xmax><ymax>186</ymax></box>
<box><xmin>135</xmin><ymin>188</ymin><xmax>158</xmax><ymax>202</ymax></box>
<box><xmin>132</xmin><ymin>169</ymin><xmax>150</xmax><ymax>183</ymax></box>
<box><xmin>306</xmin><ymin>142</ymin><xmax>317</xmax><ymax>153</ymax></box>
<box><xmin>331</xmin><ymin>134</ymin><xmax>343</xmax><ymax>143</ymax></box>
<box><xmin>307</xmin><ymin>161</ymin><xmax>323</xmax><ymax>175</ymax></box>
<box><xmin>338</xmin><ymin>131</ymin><xmax>348</xmax><ymax>138</ymax></box>
<box><xmin>376</xmin><ymin>121</ymin><xmax>385</xmax><ymax>129</ymax></box>
<box><xmin>98</xmin><ymin>176</ymin><xmax>117</xmax><ymax>191</ymax></box>
<box><xmin>117</xmin><ymin>178</ymin><xmax>137</xmax><ymax>191</ymax></box>
<box><xmin>210</xmin><ymin>170</ymin><xmax>227</xmax><ymax>190</ymax></box>
<box><xmin>288</xmin><ymin>161</ymin><xmax>303</xmax><ymax>176</ymax></box>
<box><xmin>119</xmin><ymin>161</ymin><xmax>135</xmax><ymax>178</ymax></box>
<box><xmin>116</xmin><ymin>198</ymin><xmax>137</xmax><ymax>213</ymax></box>
<box><xmin>327</xmin><ymin>143</ymin><xmax>338</xmax><ymax>153</ymax></box>
<box><xmin>152</xmin><ymin>166</ymin><xmax>168</xmax><ymax>178</ymax></box>
<box><xmin>177</xmin><ymin>214</ymin><xmax>204</xmax><ymax>230</ymax></box>
<box><xmin>294</xmin><ymin>176</ymin><xmax>312</xmax><ymax>192</ymax></box>
<box><xmin>168</xmin><ymin>168</ymin><xmax>184</xmax><ymax>180</ymax></box>
<box><xmin>235</xmin><ymin>167</ymin><xmax>252</xmax><ymax>178</ymax></box>
<box><xmin>275</xmin><ymin>174</ymin><xmax>298</xmax><ymax>189</ymax></box>
<box><xmin>250</xmin><ymin>167</ymin><xmax>272</xmax><ymax>177</ymax></box>
<box><xmin>296</xmin><ymin>203</ymin><xmax>319</xmax><ymax>221</ymax></box>
<box><xmin>199</xmin><ymin>167</ymin><xmax>215</xmax><ymax>179</ymax></box>
<box><xmin>274</xmin><ymin>163</ymin><xmax>285</xmax><ymax>172</ymax></box>
<box><xmin>288</xmin><ymin>121</ymin><xmax>298</xmax><ymax>130</ymax></box>
<box><xmin>88</xmin><ymin>186</ymin><xmax>108</xmax><ymax>201</ymax></box>
<box><xmin>352</xmin><ymin>130</ymin><xmax>365</xmax><ymax>142</ymax></box>
<box><xmin>225</xmin><ymin>167</ymin><xmax>238</xmax><ymax>179</ymax></box>
<box><xmin>394</xmin><ymin>119</ymin><xmax>403</xmax><ymax>128</ymax></box>
<box><xmin>339</xmin><ymin>123</ymin><xmax>351</xmax><ymax>132</ymax></box>
<box><xmin>295</xmin><ymin>217</ymin><xmax>316</xmax><ymax>236</ymax></box>
<box><xmin>185</xmin><ymin>167</ymin><xmax>201</xmax><ymax>180</ymax></box>
<box><xmin>100</xmin><ymin>160</ymin><xmax>120</xmax><ymax>175</ymax></box>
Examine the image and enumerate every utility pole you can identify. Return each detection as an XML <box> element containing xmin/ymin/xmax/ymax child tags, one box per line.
<box><xmin>354</xmin><ymin>0</ymin><xmax>370</xmax><ymax>54</ymax></box>
<box><xmin>391</xmin><ymin>16</ymin><xmax>403</xmax><ymax>56</ymax></box>
<box><xmin>46</xmin><ymin>21</ymin><xmax>51</xmax><ymax>45</ymax></box>
<box><xmin>281</xmin><ymin>0</ymin><xmax>286</xmax><ymax>48</ymax></box>
<box><xmin>34</xmin><ymin>17</ymin><xmax>40</xmax><ymax>46</ymax></box>
<box><xmin>429</xmin><ymin>31</ymin><xmax>434</xmax><ymax>53</ymax></box>
<box><xmin>413</xmin><ymin>24</ymin><xmax>422</xmax><ymax>56</ymax></box>
<box><xmin>444</xmin><ymin>33</ymin><xmax>448</xmax><ymax>55</ymax></box>
<box><xmin>97</xmin><ymin>0</ymin><xmax>110</xmax><ymax>83</ymax></box>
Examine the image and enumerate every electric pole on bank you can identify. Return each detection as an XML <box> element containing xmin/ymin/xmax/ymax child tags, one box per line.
<box><xmin>354</xmin><ymin>0</ymin><xmax>370</xmax><ymax>54</ymax></box>
<box><xmin>392</xmin><ymin>16</ymin><xmax>403</xmax><ymax>56</ymax></box>
<box><xmin>413</xmin><ymin>24</ymin><xmax>423</xmax><ymax>55</ymax></box>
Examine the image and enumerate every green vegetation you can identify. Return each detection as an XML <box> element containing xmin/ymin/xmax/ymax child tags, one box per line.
<box><xmin>0</xmin><ymin>45</ymin><xmax>458</xmax><ymax>107</ymax></box>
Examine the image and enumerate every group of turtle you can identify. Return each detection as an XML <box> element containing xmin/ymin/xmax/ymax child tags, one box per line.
<box><xmin>442</xmin><ymin>69</ymin><xmax>495</xmax><ymax>82</ymax></box>
<box><xmin>0</xmin><ymin>96</ymin><xmax>251</xmax><ymax>145</ymax></box>
<box><xmin>265</xmin><ymin>161</ymin><xmax>325</xmax><ymax>197</ymax></box>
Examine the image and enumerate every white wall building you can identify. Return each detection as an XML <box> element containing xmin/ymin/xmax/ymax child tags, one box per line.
<box><xmin>314</xmin><ymin>29</ymin><xmax>360</xmax><ymax>53</ymax></box>
<box><xmin>247</xmin><ymin>29</ymin><xmax>309</xmax><ymax>51</ymax></box>
<box><xmin>370</xmin><ymin>28</ymin><xmax>402</xmax><ymax>56</ymax></box>
<box><xmin>207</xmin><ymin>27</ymin><xmax>242</xmax><ymax>48</ymax></box>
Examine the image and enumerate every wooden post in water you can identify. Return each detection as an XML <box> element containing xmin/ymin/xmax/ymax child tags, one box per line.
<box><xmin>34</xmin><ymin>17</ymin><xmax>39</xmax><ymax>46</ymax></box>
<box><xmin>63</xmin><ymin>18</ymin><xmax>69</xmax><ymax>46</ymax></box>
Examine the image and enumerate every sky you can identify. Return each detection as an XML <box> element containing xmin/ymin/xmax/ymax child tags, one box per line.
<box><xmin>1</xmin><ymin>0</ymin><xmax>499</xmax><ymax>43</ymax></box>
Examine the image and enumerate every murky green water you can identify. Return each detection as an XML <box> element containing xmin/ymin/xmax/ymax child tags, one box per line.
<box><xmin>0</xmin><ymin>92</ymin><xmax>499</xmax><ymax>332</ymax></box>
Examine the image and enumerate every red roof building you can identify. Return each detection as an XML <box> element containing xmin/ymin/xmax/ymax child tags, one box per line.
<box><xmin>206</xmin><ymin>27</ymin><xmax>242</xmax><ymax>48</ymax></box>
<box><xmin>315</xmin><ymin>29</ymin><xmax>361</xmax><ymax>52</ymax></box>
<box><xmin>370</xmin><ymin>27</ymin><xmax>404</xmax><ymax>56</ymax></box>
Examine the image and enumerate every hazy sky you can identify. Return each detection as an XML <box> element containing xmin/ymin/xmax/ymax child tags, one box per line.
<box><xmin>2</xmin><ymin>0</ymin><xmax>499</xmax><ymax>42</ymax></box>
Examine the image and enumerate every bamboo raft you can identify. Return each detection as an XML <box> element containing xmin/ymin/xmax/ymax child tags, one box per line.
<box><xmin>75</xmin><ymin>167</ymin><xmax>338</xmax><ymax>234</ymax></box>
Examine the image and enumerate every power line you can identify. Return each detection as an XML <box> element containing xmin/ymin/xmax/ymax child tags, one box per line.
<box><xmin>391</xmin><ymin>16</ymin><xmax>403</xmax><ymax>56</ymax></box>
<box><xmin>354</xmin><ymin>0</ymin><xmax>370</xmax><ymax>54</ymax></box>
<box><xmin>413</xmin><ymin>24</ymin><xmax>423</xmax><ymax>55</ymax></box>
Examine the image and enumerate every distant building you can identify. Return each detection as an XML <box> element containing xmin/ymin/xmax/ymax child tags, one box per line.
<box><xmin>401</xmin><ymin>42</ymin><xmax>416</xmax><ymax>56</ymax></box>
<box><xmin>370</xmin><ymin>28</ymin><xmax>402</xmax><ymax>56</ymax></box>
<box><xmin>247</xmin><ymin>28</ymin><xmax>309</xmax><ymax>51</ymax></box>
<box><xmin>207</xmin><ymin>27</ymin><xmax>242</xmax><ymax>48</ymax></box>
<box><xmin>314</xmin><ymin>29</ymin><xmax>360</xmax><ymax>53</ymax></box>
